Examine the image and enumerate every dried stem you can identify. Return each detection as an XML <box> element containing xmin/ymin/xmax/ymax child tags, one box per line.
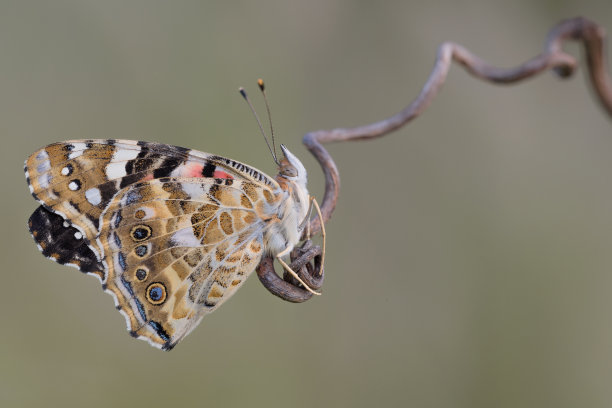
<box><xmin>258</xmin><ymin>16</ymin><xmax>612</xmax><ymax>300</ymax></box>
<box><xmin>304</xmin><ymin>16</ymin><xmax>611</xmax><ymax>236</ymax></box>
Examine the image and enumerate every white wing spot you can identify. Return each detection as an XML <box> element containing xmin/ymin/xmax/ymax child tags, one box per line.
<box><xmin>65</xmin><ymin>263</ymin><xmax>81</xmax><ymax>271</ymax></box>
<box><xmin>38</xmin><ymin>173</ymin><xmax>51</xmax><ymax>188</ymax></box>
<box><xmin>171</xmin><ymin>228</ymin><xmax>201</xmax><ymax>247</ymax></box>
<box><xmin>85</xmin><ymin>188</ymin><xmax>102</xmax><ymax>206</ymax></box>
<box><xmin>68</xmin><ymin>181</ymin><xmax>80</xmax><ymax>191</ymax></box>
<box><xmin>61</xmin><ymin>166</ymin><xmax>70</xmax><ymax>176</ymax></box>
<box><xmin>113</xmin><ymin>148</ymin><xmax>141</xmax><ymax>161</ymax></box>
<box><xmin>36</xmin><ymin>150</ymin><xmax>49</xmax><ymax>161</ymax></box>
<box><xmin>106</xmin><ymin>147</ymin><xmax>140</xmax><ymax>179</ymax></box>
<box><xmin>37</xmin><ymin>161</ymin><xmax>51</xmax><ymax>173</ymax></box>
<box><xmin>105</xmin><ymin>162</ymin><xmax>126</xmax><ymax>178</ymax></box>
<box><xmin>181</xmin><ymin>182</ymin><xmax>206</xmax><ymax>199</ymax></box>
<box><xmin>68</xmin><ymin>142</ymin><xmax>86</xmax><ymax>160</ymax></box>
<box><xmin>74</xmin><ymin>231</ymin><xmax>83</xmax><ymax>240</ymax></box>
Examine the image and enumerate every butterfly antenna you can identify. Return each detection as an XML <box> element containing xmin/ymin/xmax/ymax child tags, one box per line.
<box><xmin>239</xmin><ymin>86</ymin><xmax>279</xmax><ymax>166</ymax></box>
<box><xmin>257</xmin><ymin>79</ymin><xmax>278</xmax><ymax>162</ymax></box>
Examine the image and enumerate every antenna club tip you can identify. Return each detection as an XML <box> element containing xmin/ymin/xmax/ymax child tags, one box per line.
<box><xmin>238</xmin><ymin>87</ymin><xmax>247</xmax><ymax>98</ymax></box>
<box><xmin>257</xmin><ymin>78</ymin><xmax>265</xmax><ymax>91</ymax></box>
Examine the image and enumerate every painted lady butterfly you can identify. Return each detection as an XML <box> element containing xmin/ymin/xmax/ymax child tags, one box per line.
<box><xmin>24</xmin><ymin>137</ymin><xmax>323</xmax><ymax>350</ymax></box>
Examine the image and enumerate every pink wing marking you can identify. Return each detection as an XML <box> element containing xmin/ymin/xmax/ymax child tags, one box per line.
<box><xmin>182</xmin><ymin>163</ymin><xmax>204</xmax><ymax>177</ymax></box>
<box><xmin>213</xmin><ymin>170</ymin><xmax>233</xmax><ymax>179</ymax></box>
<box><xmin>172</xmin><ymin>162</ymin><xmax>235</xmax><ymax>179</ymax></box>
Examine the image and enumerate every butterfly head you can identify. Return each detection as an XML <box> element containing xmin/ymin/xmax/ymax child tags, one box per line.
<box><xmin>277</xmin><ymin>144</ymin><xmax>307</xmax><ymax>187</ymax></box>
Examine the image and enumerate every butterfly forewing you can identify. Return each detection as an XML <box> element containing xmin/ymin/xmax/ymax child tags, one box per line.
<box><xmin>25</xmin><ymin>140</ymin><xmax>278</xmax><ymax>249</ymax></box>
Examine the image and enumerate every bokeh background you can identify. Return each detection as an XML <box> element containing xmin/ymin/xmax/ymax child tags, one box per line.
<box><xmin>1</xmin><ymin>1</ymin><xmax>612</xmax><ymax>407</ymax></box>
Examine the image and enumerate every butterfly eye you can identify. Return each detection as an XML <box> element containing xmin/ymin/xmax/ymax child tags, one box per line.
<box><xmin>130</xmin><ymin>225</ymin><xmax>152</xmax><ymax>242</ymax></box>
<box><xmin>146</xmin><ymin>283</ymin><xmax>167</xmax><ymax>305</ymax></box>
<box><xmin>281</xmin><ymin>165</ymin><xmax>298</xmax><ymax>178</ymax></box>
<box><xmin>135</xmin><ymin>268</ymin><xmax>148</xmax><ymax>281</ymax></box>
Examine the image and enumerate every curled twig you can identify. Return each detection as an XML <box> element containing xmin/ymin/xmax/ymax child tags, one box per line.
<box><xmin>256</xmin><ymin>241</ymin><xmax>323</xmax><ymax>303</ymax></box>
<box><xmin>258</xmin><ymin>16</ymin><xmax>612</xmax><ymax>301</ymax></box>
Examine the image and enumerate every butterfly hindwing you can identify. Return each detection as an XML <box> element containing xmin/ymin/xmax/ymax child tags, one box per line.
<box><xmin>97</xmin><ymin>177</ymin><xmax>272</xmax><ymax>349</ymax></box>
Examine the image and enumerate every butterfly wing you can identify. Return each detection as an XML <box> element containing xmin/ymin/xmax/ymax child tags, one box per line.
<box><xmin>25</xmin><ymin>139</ymin><xmax>281</xmax><ymax>349</ymax></box>
<box><xmin>97</xmin><ymin>177</ymin><xmax>272</xmax><ymax>349</ymax></box>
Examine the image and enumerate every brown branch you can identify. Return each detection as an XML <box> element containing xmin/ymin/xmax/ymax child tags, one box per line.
<box><xmin>303</xmin><ymin>16</ymin><xmax>611</xmax><ymax>237</ymax></box>
<box><xmin>258</xmin><ymin>17</ymin><xmax>612</xmax><ymax>301</ymax></box>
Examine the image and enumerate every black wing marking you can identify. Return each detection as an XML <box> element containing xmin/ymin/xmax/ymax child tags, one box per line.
<box><xmin>28</xmin><ymin>205</ymin><xmax>104</xmax><ymax>276</ymax></box>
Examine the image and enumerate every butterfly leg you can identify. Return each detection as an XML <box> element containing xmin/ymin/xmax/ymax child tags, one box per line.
<box><xmin>298</xmin><ymin>196</ymin><xmax>326</xmax><ymax>274</ymax></box>
<box><xmin>258</xmin><ymin>196</ymin><xmax>326</xmax><ymax>301</ymax></box>
<box><xmin>276</xmin><ymin>247</ymin><xmax>321</xmax><ymax>296</ymax></box>
<box><xmin>311</xmin><ymin>197</ymin><xmax>326</xmax><ymax>276</ymax></box>
<box><xmin>299</xmin><ymin>196</ymin><xmax>315</xmax><ymax>240</ymax></box>
<box><xmin>284</xmin><ymin>240</ymin><xmax>324</xmax><ymax>289</ymax></box>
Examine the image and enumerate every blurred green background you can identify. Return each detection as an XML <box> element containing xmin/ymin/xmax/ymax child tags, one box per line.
<box><xmin>1</xmin><ymin>1</ymin><xmax>612</xmax><ymax>407</ymax></box>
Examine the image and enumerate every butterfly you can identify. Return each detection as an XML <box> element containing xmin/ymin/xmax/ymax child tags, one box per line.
<box><xmin>24</xmin><ymin>137</ymin><xmax>324</xmax><ymax>350</ymax></box>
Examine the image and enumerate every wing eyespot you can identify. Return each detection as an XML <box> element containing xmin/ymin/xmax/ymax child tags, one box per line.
<box><xmin>146</xmin><ymin>282</ymin><xmax>167</xmax><ymax>305</ymax></box>
<box><xmin>130</xmin><ymin>225</ymin><xmax>152</xmax><ymax>242</ymax></box>
<box><xmin>135</xmin><ymin>267</ymin><xmax>148</xmax><ymax>281</ymax></box>
<box><xmin>134</xmin><ymin>245</ymin><xmax>148</xmax><ymax>258</ymax></box>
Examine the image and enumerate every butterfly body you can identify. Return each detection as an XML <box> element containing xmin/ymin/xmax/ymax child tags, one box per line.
<box><xmin>265</xmin><ymin>146</ymin><xmax>310</xmax><ymax>257</ymax></box>
<box><xmin>25</xmin><ymin>139</ymin><xmax>310</xmax><ymax>350</ymax></box>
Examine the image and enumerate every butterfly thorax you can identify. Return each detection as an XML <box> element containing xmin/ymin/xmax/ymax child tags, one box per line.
<box><xmin>263</xmin><ymin>147</ymin><xmax>309</xmax><ymax>257</ymax></box>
